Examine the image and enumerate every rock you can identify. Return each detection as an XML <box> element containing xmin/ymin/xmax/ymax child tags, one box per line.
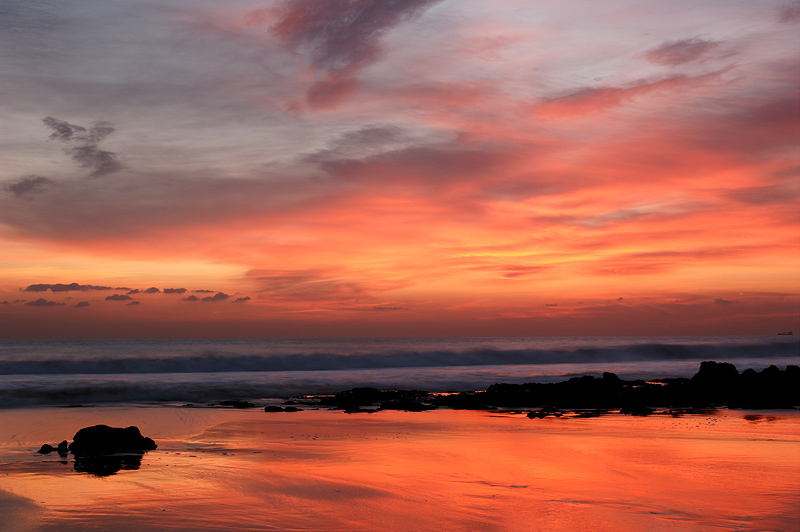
<box><xmin>37</xmin><ymin>444</ymin><xmax>55</xmax><ymax>454</ymax></box>
<box><xmin>68</xmin><ymin>425</ymin><xmax>157</xmax><ymax>456</ymax></box>
<box><xmin>57</xmin><ymin>440</ymin><xmax>69</xmax><ymax>455</ymax></box>
<box><xmin>692</xmin><ymin>361</ymin><xmax>739</xmax><ymax>384</ymax></box>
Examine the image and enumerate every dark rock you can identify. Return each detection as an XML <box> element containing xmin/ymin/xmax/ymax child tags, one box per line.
<box><xmin>219</xmin><ymin>400</ymin><xmax>256</xmax><ymax>409</ymax></box>
<box><xmin>37</xmin><ymin>444</ymin><xmax>55</xmax><ymax>454</ymax></box>
<box><xmin>620</xmin><ymin>405</ymin><xmax>653</xmax><ymax>416</ymax></box>
<box><xmin>57</xmin><ymin>440</ymin><xmax>69</xmax><ymax>455</ymax></box>
<box><xmin>68</xmin><ymin>425</ymin><xmax>157</xmax><ymax>456</ymax></box>
<box><xmin>526</xmin><ymin>406</ymin><xmax>562</xmax><ymax>419</ymax></box>
<box><xmin>692</xmin><ymin>361</ymin><xmax>738</xmax><ymax>383</ymax></box>
<box><xmin>320</xmin><ymin>388</ymin><xmax>435</xmax><ymax>409</ymax></box>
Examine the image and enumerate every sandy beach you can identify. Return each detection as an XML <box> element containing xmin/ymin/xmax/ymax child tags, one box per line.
<box><xmin>1</xmin><ymin>405</ymin><xmax>798</xmax><ymax>531</ymax></box>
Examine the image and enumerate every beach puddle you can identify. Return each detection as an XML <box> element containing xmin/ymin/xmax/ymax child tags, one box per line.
<box><xmin>0</xmin><ymin>407</ymin><xmax>798</xmax><ymax>531</ymax></box>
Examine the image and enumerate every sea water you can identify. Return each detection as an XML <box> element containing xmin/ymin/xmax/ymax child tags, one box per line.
<box><xmin>1</xmin><ymin>336</ymin><xmax>797</xmax><ymax>407</ymax></box>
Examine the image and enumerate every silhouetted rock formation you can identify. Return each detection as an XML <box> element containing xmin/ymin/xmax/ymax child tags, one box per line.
<box><xmin>319</xmin><ymin>387</ymin><xmax>437</xmax><ymax>412</ymax></box>
<box><xmin>38</xmin><ymin>425</ymin><xmax>157</xmax><ymax>476</ymax></box>
<box><xmin>322</xmin><ymin>362</ymin><xmax>799</xmax><ymax>415</ymax></box>
<box><xmin>37</xmin><ymin>440</ymin><xmax>74</xmax><ymax>455</ymax></box>
<box><xmin>68</xmin><ymin>425</ymin><xmax>157</xmax><ymax>455</ymax></box>
<box><xmin>264</xmin><ymin>405</ymin><xmax>304</xmax><ymax>412</ymax></box>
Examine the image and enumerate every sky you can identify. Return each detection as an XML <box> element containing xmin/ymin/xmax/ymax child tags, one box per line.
<box><xmin>1</xmin><ymin>0</ymin><xmax>798</xmax><ymax>339</ymax></box>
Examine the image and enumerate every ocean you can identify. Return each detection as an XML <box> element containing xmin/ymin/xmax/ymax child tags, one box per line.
<box><xmin>1</xmin><ymin>336</ymin><xmax>798</xmax><ymax>407</ymax></box>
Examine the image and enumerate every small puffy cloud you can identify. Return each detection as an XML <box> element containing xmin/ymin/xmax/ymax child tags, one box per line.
<box><xmin>545</xmin><ymin>303</ymin><xmax>558</xmax><ymax>307</ymax></box>
<box><xmin>373</xmin><ymin>306</ymin><xmax>407</xmax><ymax>311</ymax></box>
<box><xmin>42</xmin><ymin>117</ymin><xmax>123</xmax><ymax>177</ymax></box>
<box><xmin>163</xmin><ymin>288</ymin><xmax>188</xmax><ymax>294</ymax></box>
<box><xmin>127</xmin><ymin>289</ymin><xmax>141</xmax><ymax>294</ymax></box>
<box><xmin>24</xmin><ymin>283</ymin><xmax>113</xmax><ymax>292</ymax></box>
<box><xmin>143</xmin><ymin>287</ymin><xmax>161</xmax><ymax>294</ymax></box>
<box><xmin>1</xmin><ymin>301</ymin><xmax>9</xmax><ymax>305</ymax></box>
<box><xmin>714</xmin><ymin>298</ymin><xmax>736</xmax><ymax>305</ymax></box>
<box><xmin>25</xmin><ymin>298</ymin><xmax>64</xmax><ymax>306</ymax></box>
<box><xmin>75</xmin><ymin>301</ymin><xmax>90</xmax><ymax>307</ymax></box>
<box><xmin>184</xmin><ymin>295</ymin><xmax>200</xmax><ymax>301</ymax></box>
<box><xmin>193</xmin><ymin>289</ymin><xmax>215</xmax><ymax>293</ymax></box>
<box><xmin>105</xmin><ymin>294</ymin><xmax>133</xmax><ymax>301</ymax></box>
<box><xmin>232</xmin><ymin>296</ymin><xmax>251</xmax><ymax>303</ymax></box>
<box><xmin>202</xmin><ymin>292</ymin><xmax>230</xmax><ymax>302</ymax></box>
<box><xmin>644</xmin><ymin>38</ymin><xmax>720</xmax><ymax>66</ymax></box>
<box><xmin>127</xmin><ymin>301</ymin><xmax>141</xmax><ymax>306</ymax></box>
<box><xmin>5</xmin><ymin>175</ymin><xmax>54</xmax><ymax>197</ymax></box>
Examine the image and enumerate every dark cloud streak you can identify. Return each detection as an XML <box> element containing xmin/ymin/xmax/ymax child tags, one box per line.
<box><xmin>24</xmin><ymin>283</ymin><xmax>113</xmax><ymax>292</ymax></box>
<box><xmin>5</xmin><ymin>176</ymin><xmax>54</xmax><ymax>197</ymax></box>
<box><xmin>644</xmin><ymin>38</ymin><xmax>721</xmax><ymax>66</ymax></box>
<box><xmin>42</xmin><ymin>117</ymin><xmax>123</xmax><ymax>177</ymax></box>
<box><xmin>271</xmin><ymin>0</ymin><xmax>443</xmax><ymax>107</ymax></box>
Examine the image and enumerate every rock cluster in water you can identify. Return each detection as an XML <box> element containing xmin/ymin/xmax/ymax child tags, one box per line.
<box><xmin>313</xmin><ymin>361</ymin><xmax>800</xmax><ymax>414</ymax></box>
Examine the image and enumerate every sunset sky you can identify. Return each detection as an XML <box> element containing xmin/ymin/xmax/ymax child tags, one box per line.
<box><xmin>1</xmin><ymin>0</ymin><xmax>798</xmax><ymax>338</ymax></box>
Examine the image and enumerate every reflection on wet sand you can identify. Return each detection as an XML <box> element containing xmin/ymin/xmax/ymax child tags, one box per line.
<box><xmin>0</xmin><ymin>408</ymin><xmax>798</xmax><ymax>531</ymax></box>
<box><xmin>72</xmin><ymin>452</ymin><xmax>144</xmax><ymax>477</ymax></box>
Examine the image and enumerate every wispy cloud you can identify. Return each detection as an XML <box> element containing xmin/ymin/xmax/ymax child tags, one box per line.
<box><xmin>24</xmin><ymin>283</ymin><xmax>113</xmax><ymax>292</ymax></box>
<box><xmin>270</xmin><ymin>0</ymin><xmax>443</xmax><ymax>108</ymax></box>
<box><xmin>5</xmin><ymin>176</ymin><xmax>54</xmax><ymax>197</ymax></box>
<box><xmin>42</xmin><ymin>117</ymin><xmax>123</xmax><ymax>177</ymax></box>
<box><xmin>25</xmin><ymin>298</ymin><xmax>65</xmax><ymax>307</ymax></box>
<box><xmin>643</xmin><ymin>38</ymin><xmax>722</xmax><ymax>66</ymax></box>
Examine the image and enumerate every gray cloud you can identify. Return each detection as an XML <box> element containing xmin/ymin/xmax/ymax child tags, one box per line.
<box><xmin>232</xmin><ymin>296</ymin><xmax>251</xmax><ymax>303</ymax></box>
<box><xmin>5</xmin><ymin>176</ymin><xmax>54</xmax><ymax>197</ymax></box>
<box><xmin>184</xmin><ymin>295</ymin><xmax>200</xmax><ymax>301</ymax></box>
<box><xmin>24</xmin><ymin>283</ymin><xmax>113</xmax><ymax>292</ymax></box>
<box><xmin>143</xmin><ymin>287</ymin><xmax>161</xmax><ymax>294</ymax></box>
<box><xmin>271</xmin><ymin>0</ymin><xmax>443</xmax><ymax>107</ymax></box>
<box><xmin>202</xmin><ymin>292</ymin><xmax>230</xmax><ymax>302</ymax></box>
<box><xmin>75</xmin><ymin>301</ymin><xmax>90</xmax><ymax>307</ymax></box>
<box><xmin>105</xmin><ymin>294</ymin><xmax>133</xmax><ymax>301</ymax></box>
<box><xmin>42</xmin><ymin>117</ymin><xmax>123</xmax><ymax>177</ymax></box>
<box><xmin>25</xmin><ymin>298</ymin><xmax>65</xmax><ymax>306</ymax></box>
<box><xmin>127</xmin><ymin>300</ymin><xmax>141</xmax><ymax>306</ymax></box>
<box><xmin>778</xmin><ymin>2</ymin><xmax>800</xmax><ymax>23</ymax></box>
<box><xmin>644</xmin><ymin>38</ymin><xmax>721</xmax><ymax>66</ymax></box>
<box><xmin>163</xmin><ymin>288</ymin><xmax>187</xmax><ymax>294</ymax></box>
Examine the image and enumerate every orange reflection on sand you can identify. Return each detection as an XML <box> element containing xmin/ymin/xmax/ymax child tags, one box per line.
<box><xmin>0</xmin><ymin>408</ymin><xmax>798</xmax><ymax>531</ymax></box>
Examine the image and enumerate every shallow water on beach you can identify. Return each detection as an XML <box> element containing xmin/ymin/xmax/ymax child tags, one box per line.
<box><xmin>0</xmin><ymin>406</ymin><xmax>798</xmax><ymax>531</ymax></box>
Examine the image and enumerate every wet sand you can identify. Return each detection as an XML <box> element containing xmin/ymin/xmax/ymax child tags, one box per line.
<box><xmin>0</xmin><ymin>406</ymin><xmax>798</xmax><ymax>531</ymax></box>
